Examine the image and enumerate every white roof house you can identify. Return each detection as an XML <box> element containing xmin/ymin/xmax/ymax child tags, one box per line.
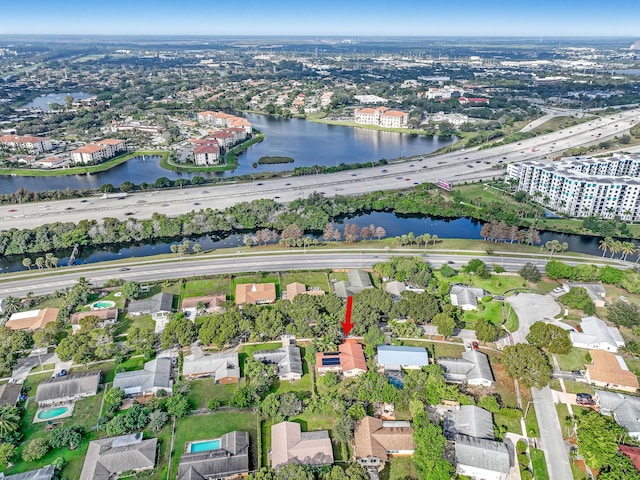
<box><xmin>377</xmin><ymin>345</ymin><xmax>429</xmax><ymax>371</ymax></box>
<box><xmin>571</xmin><ymin>316</ymin><xmax>625</xmax><ymax>353</ymax></box>
<box><xmin>113</xmin><ymin>358</ymin><xmax>172</xmax><ymax>396</ymax></box>
<box><xmin>183</xmin><ymin>349</ymin><xmax>240</xmax><ymax>383</ymax></box>
<box><xmin>439</xmin><ymin>350</ymin><xmax>494</xmax><ymax>386</ymax></box>
<box><xmin>450</xmin><ymin>285</ymin><xmax>485</xmax><ymax>311</ymax></box>
<box><xmin>596</xmin><ymin>390</ymin><xmax>640</xmax><ymax>439</ymax></box>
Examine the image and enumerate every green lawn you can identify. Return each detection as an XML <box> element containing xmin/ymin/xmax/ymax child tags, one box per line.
<box><xmin>462</xmin><ymin>301</ymin><xmax>504</xmax><ymax>329</ymax></box>
<box><xmin>396</xmin><ymin>339</ymin><xmax>465</xmax><ymax>359</ymax></box>
<box><xmin>380</xmin><ymin>456</ymin><xmax>417</xmax><ymax>480</ymax></box>
<box><xmin>280</xmin><ymin>271</ymin><xmax>331</xmax><ymax>293</ymax></box>
<box><xmin>189</xmin><ymin>378</ymin><xmax>240</xmax><ymax>408</ymax></box>
<box><xmin>167</xmin><ymin>411</ymin><xmax>259</xmax><ymax>479</ymax></box>
<box><xmin>445</xmin><ymin>273</ymin><xmax>527</xmax><ymax>295</ymax></box>
<box><xmin>624</xmin><ymin>357</ymin><xmax>640</xmax><ymax>382</ymax></box>
<box><xmin>562</xmin><ymin>380</ymin><xmax>594</xmax><ymax>395</ymax></box>
<box><xmin>530</xmin><ymin>448</ymin><xmax>550</xmax><ymax>480</ymax></box>
<box><xmin>525</xmin><ymin>404</ymin><xmax>540</xmax><ymax>437</ymax></box>
<box><xmin>180</xmin><ymin>278</ymin><xmax>231</xmax><ymax>299</ymax></box>
<box><xmin>494</xmin><ymin>409</ymin><xmax>522</xmax><ymax>436</ymax></box>
<box><xmin>555</xmin><ymin>348</ymin><xmax>589</xmax><ymax>372</ymax></box>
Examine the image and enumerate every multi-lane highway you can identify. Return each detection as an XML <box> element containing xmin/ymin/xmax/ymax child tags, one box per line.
<box><xmin>2</xmin><ymin>108</ymin><xmax>639</xmax><ymax>231</ymax></box>
<box><xmin>0</xmin><ymin>249</ymin><xmax>626</xmax><ymax>298</ymax></box>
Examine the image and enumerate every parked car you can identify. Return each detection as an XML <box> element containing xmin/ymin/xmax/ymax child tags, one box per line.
<box><xmin>471</xmin><ymin>341</ymin><xmax>479</xmax><ymax>351</ymax></box>
<box><xmin>576</xmin><ymin>393</ymin><xmax>595</xmax><ymax>406</ymax></box>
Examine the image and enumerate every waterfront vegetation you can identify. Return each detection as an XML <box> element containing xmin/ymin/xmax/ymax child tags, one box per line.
<box><xmin>257</xmin><ymin>155</ymin><xmax>294</xmax><ymax>164</ymax></box>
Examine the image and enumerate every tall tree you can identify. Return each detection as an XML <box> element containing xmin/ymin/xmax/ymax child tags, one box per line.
<box><xmin>502</xmin><ymin>344</ymin><xmax>552</xmax><ymax>388</ymax></box>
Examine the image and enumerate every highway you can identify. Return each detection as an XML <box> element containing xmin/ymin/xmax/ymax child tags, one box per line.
<box><xmin>2</xmin><ymin>108</ymin><xmax>639</xmax><ymax>231</ymax></box>
<box><xmin>0</xmin><ymin>249</ymin><xmax>626</xmax><ymax>298</ymax></box>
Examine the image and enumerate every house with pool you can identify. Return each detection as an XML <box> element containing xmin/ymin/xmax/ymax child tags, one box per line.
<box><xmin>113</xmin><ymin>358</ymin><xmax>172</xmax><ymax>397</ymax></box>
<box><xmin>70</xmin><ymin>307</ymin><xmax>119</xmax><ymax>332</ymax></box>
<box><xmin>35</xmin><ymin>371</ymin><xmax>100</xmax><ymax>407</ymax></box>
<box><xmin>178</xmin><ymin>431</ymin><xmax>250</xmax><ymax>480</ymax></box>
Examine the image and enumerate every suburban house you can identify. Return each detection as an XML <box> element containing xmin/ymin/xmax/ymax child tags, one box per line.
<box><xmin>454</xmin><ymin>435</ymin><xmax>511</xmax><ymax>480</ymax></box>
<box><xmin>586</xmin><ymin>350</ymin><xmax>639</xmax><ymax>393</ymax></box>
<box><xmin>35</xmin><ymin>371</ymin><xmax>100</xmax><ymax>407</ymax></box>
<box><xmin>113</xmin><ymin>358</ymin><xmax>172</xmax><ymax>397</ymax></box>
<box><xmin>438</xmin><ymin>350</ymin><xmax>495</xmax><ymax>386</ymax></box>
<box><xmin>354</xmin><ymin>416</ymin><xmax>415</xmax><ymax>471</ymax></box>
<box><xmin>183</xmin><ymin>348</ymin><xmax>240</xmax><ymax>383</ymax></box>
<box><xmin>450</xmin><ymin>285</ymin><xmax>485</xmax><ymax>311</ymax></box>
<box><xmin>70</xmin><ymin>308</ymin><xmax>119</xmax><ymax>332</ymax></box>
<box><xmin>385</xmin><ymin>281</ymin><xmax>406</xmax><ymax>299</ymax></box>
<box><xmin>0</xmin><ymin>383</ymin><xmax>22</xmax><ymax>407</ymax></box>
<box><xmin>444</xmin><ymin>405</ymin><xmax>511</xmax><ymax>480</ymax></box>
<box><xmin>596</xmin><ymin>390</ymin><xmax>640</xmax><ymax>439</ymax></box>
<box><xmin>334</xmin><ymin>270</ymin><xmax>373</xmax><ymax>299</ymax></box>
<box><xmin>271</xmin><ymin>421</ymin><xmax>334</xmax><ymax>469</ymax></box>
<box><xmin>127</xmin><ymin>292</ymin><xmax>174</xmax><ymax>333</ymax></box>
<box><xmin>0</xmin><ymin>465</ymin><xmax>55</xmax><ymax>480</ymax></box>
<box><xmin>563</xmin><ymin>282</ymin><xmax>607</xmax><ymax>307</ymax></box>
<box><xmin>315</xmin><ymin>340</ymin><xmax>367</xmax><ymax>377</ymax></box>
<box><xmin>253</xmin><ymin>336</ymin><xmax>303</xmax><ymax>381</ymax></box>
<box><xmin>5</xmin><ymin>308</ymin><xmax>59</xmax><ymax>331</ymax></box>
<box><xmin>80</xmin><ymin>433</ymin><xmax>157</xmax><ymax>480</ymax></box>
<box><xmin>235</xmin><ymin>283</ymin><xmax>277</xmax><ymax>305</ymax></box>
<box><xmin>571</xmin><ymin>316</ymin><xmax>625</xmax><ymax>352</ymax></box>
<box><xmin>181</xmin><ymin>294</ymin><xmax>226</xmax><ymax>315</ymax></box>
<box><xmin>177</xmin><ymin>431</ymin><xmax>250</xmax><ymax>480</ymax></box>
<box><xmin>377</xmin><ymin>345</ymin><xmax>429</xmax><ymax>372</ymax></box>
<box><xmin>285</xmin><ymin>282</ymin><xmax>325</xmax><ymax>301</ymax></box>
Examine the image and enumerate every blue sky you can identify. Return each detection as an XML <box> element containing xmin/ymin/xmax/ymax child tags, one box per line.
<box><xmin>0</xmin><ymin>0</ymin><xmax>638</xmax><ymax>37</ymax></box>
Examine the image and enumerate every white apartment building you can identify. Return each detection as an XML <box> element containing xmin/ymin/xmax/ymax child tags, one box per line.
<box><xmin>430</xmin><ymin>112</ymin><xmax>469</xmax><ymax>127</ymax></box>
<box><xmin>0</xmin><ymin>134</ymin><xmax>53</xmax><ymax>154</ymax></box>
<box><xmin>196</xmin><ymin>111</ymin><xmax>253</xmax><ymax>134</ymax></box>
<box><xmin>70</xmin><ymin>139</ymin><xmax>126</xmax><ymax>164</ymax></box>
<box><xmin>507</xmin><ymin>154</ymin><xmax>640</xmax><ymax>221</ymax></box>
<box><xmin>354</xmin><ymin>106</ymin><xmax>408</xmax><ymax>128</ymax></box>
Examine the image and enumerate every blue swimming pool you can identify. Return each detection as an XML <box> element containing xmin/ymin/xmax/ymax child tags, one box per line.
<box><xmin>189</xmin><ymin>439</ymin><xmax>221</xmax><ymax>453</ymax></box>
<box><xmin>37</xmin><ymin>406</ymin><xmax>69</xmax><ymax>420</ymax></box>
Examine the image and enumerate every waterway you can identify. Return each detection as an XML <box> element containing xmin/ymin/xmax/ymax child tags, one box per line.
<box><xmin>21</xmin><ymin>92</ymin><xmax>94</xmax><ymax>111</ymax></box>
<box><xmin>0</xmin><ymin>211</ymin><xmax>622</xmax><ymax>274</ymax></box>
<box><xmin>0</xmin><ymin>115</ymin><xmax>454</xmax><ymax>194</ymax></box>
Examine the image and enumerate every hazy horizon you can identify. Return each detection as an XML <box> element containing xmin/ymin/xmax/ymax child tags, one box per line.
<box><xmin>1</xmin><ymin>0</ymin><xmax>638</xmax><ymax>37</ymax></box>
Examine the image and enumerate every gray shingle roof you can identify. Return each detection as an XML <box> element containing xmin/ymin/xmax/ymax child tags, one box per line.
<box><xmin>444</xmin><ymin>406</ymin><xmax>495</xmax><ymax>441</ymax></box>
<box><xmin>183</xmin><ymin>351</ymin><xmax>240</xmax><ymax>381</ymax></box>
<box><xmin>253</xmin><ymin>346</ymin><xmax>302</xmax><ymax>378</ymax></box>
<box><xmin>113</xmin><ymin>358</ymin><xmax>171</xmax><ymax>395</ymax></box>
<box><xmin>450</xmin><ymin>285</ymin><xmax>485</xmax><ymax>308</ymax></box>
<box><xmin>128</xmin><ymin>292</ymin><xmax>174</xmax><ymax>315</ymax></box>
<box><xmin>334</xmin><ymin>269</ymin><xmax>373</xmax><ymax>298</ymax></box>
<box><xmin>438</xmin><ymin>350</ymin><xmax>494</xmax><ymax>384</ymax></box>
<box><xmin>80</xmin><ymin>433</ymin><xmax>157</xmax><ymax>480</ymax></box>
<box><xmin>35</xmin><ymin>371</ymin><xmax>100</xmax><ymax>404</ymax></box>
<box><xmin>0</xmin><ymin>465</ymin><xmax>55</xmax><ymax>480</ymax></box>
<box><xmin>0</xmin><ymin>383</ymin><xmax>22</xmax><ymax>407</ymax></box>
<box><xmin>571</xmin><ymin>316</ymin><xmax>625</xmax><ymax>351</ymax></box>
<box><xmin>177</xmin><ymin>431</ymin><xmax>250</xmax><ymax>480</ymax></box>
<box><xmin>455</xmin><ymin>434</ymin><xmax>511</xmax><ymax>474</ymax></box>
<box><xmin>597</xmin><ymin>390</ymin><xmax>640</xmax><ymax>434</ymax></box>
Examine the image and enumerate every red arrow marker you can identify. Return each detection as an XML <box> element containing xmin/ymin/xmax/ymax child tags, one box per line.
<box><xmin>341</xmin><ymin>296</ymin><xmax>354</xmax><ymax>336</ymax></box>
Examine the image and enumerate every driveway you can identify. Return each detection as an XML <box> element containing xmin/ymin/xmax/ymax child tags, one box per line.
<box><xmin>507</xmin><ymin>294</ymin><xmax>561</xmax><ymax>344</ymax></box>
<box><xmin>532</xmin><ymin>386</ymin><xmax>573</xmax><ymax>480</ymax></box>
<box><xmin>11</xmin><ymin>349</ymin><xmax>59</xmax><ymax>382</ymax></box>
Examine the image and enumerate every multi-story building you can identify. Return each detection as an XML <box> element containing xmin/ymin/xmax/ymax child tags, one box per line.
<box><xmin>70</xmin><ymin>139</ymin><xmax>126</xmax><ymax>164</ymax></box>
<box><xmin>196</xmin><ymin>111</ymin><xmax>253</xmax><ymax>134</ymax></box>
<box><xmin>193</xmin><ymin>142</ymin><xmax>220</xmax><ymax>166</ymax></box>
<box><xmin>354</xmin><ymin>106</ymin><xmax>408</xmax><ymax>128</ymax></box>
<box><xmin>0</xmin><ymin>134</ymin><xmax>53</xmax><ymax>154</ymax></box>
<box><xmin>507</xmin><ymin>154</ymin><xmax>640</xmax><ymax>221</ymax></box>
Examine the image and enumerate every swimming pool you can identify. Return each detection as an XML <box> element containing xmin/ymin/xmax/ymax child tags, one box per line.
<box><xmin>188</xmin><ymin>438</ymin><xmax>221</xmax><ymax>453</ymax></box>
<box><xmin>92</xmin><ymin>300</ymin><xmax>116</xmax><ymax>309</ymax></box>
<box><xmin>37</xmin><ymin>406</ymin><xmax>69</xmax><ymax>420</ymax></box>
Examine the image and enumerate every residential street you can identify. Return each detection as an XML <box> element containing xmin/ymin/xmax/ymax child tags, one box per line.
<box><xmin>532</xmin><ymin>386</ymin><xmax>573</xmax><ymax>480</ymax></box>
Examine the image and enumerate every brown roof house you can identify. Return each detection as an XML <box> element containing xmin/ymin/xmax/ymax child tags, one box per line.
<box><xmin>80</xmin><ymin>433</ymin><xmax>157</xmax><ymax>480</ymax></box>
<box><xmin>235</xmin><ymin>283</ymin><xmax>276</xmax><ymax>305</ymax></box>
<box><xmin>181</xmin><ymin>294</ymin><xmax>226</xmax><ymax>314</ymax></box>
<box><xmin>286</xmin><ymin>282</ymin><xmax>325</xmax><ymax>302</ymax></box>
<box><xmin>35</xmin><ymin>371</ymin><xmax>100</xmax><ymax>407</ymax></box>
<box><xmin>271</xmin><ymin>421</ymin><xmax>334</xmax><ymax>469</ymax></box>
<box><xmin>5</xmin><ymin>308</ymin><xmax>59</xmax><ymax>331</ymax></box>
<box><xmin>70</xmin><ymin>308</ymin><xmax>119</xmax><ymax>332</ymax></box>
<box><xmin>586</xmin><ymin>350</ymin><xmax>639</xmax><ymax>393</ymax></box>
<box><xmin>316</xmin><ymin>341</ymin><xmax>367</xmax><ymax>378</ymax></box>
<box><xmin>354</xmin><ymin>416</ymin><xmax>415</xmax><ymax>471</ymax></box>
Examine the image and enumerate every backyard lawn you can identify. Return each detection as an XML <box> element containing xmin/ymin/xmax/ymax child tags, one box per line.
<box><xmin>554</xmin><ymin>348</ymin><xmax>589</xmax><ymax>372</ymax></box>
<box><xmin>180</xmin><ymin>278</ymin><xmax>232</xmax><ymax>299</ymax></box>
<box><xmin>189</xmin><ymin>378</ymin><xmax>240</xmax><ymax>408</ymax></box>
<box><xmin>380</xmin><ymin>456</ymin><xmax>417</xmax><ymax>480</ymax></box>
<box><xmin>462</xmin><ymin>301</ymin><xmax>504</xmax><ymax>329</ymax></box>
<box><xmin>280</xmin><ymin>271</ymin><xmax>331</xmax><ymax>292</ymax></box>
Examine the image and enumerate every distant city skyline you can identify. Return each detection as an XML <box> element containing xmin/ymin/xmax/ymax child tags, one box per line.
<box><xmin>0</xmin><ymin>0</ymin><xmax>639</xmax><ymax>37</ymax></box>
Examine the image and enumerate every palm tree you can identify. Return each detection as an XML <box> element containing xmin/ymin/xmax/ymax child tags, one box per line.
<box><xmin>559</xmin><ymin>242</ymin><xmax>569</xmax><ymax>254</ymax></box>
<box><xmin>621</xmin><ymin>242</ymin><xmax>636</xmax><ymax>261</ymax></box>
<box><xmin>545</xmin><ymin>240</ymin><xmax>561</xmax><ymax>258</ymax></box>
<box><xmin>599</xmin><ymin>237</ymin><xmax>613</xmax><ymax>257</ymax></box>
<box><xmin>635</xmin><ymin>245</ymin><xmax>640</xmax><ymax>263</ymax></box>
<box><xmin>22</xmin><ymin>258</ymin><xmax>32</xmax><ymax>270</ymax></box>
<box><xmin>35</xmin><ymin>257</ymin><xmax>45</xmax><ymax>270</ymax></box>
<box><xmin>0</xmin><ymin>406</ymin><xmax>20</xmax><ymax>437</ymax></box>
<box><xmin>2</xmin><ymin>296</ymin><xmax>21</xmax><ymax>316</ymax></box>
<box><xmin>610</xmin><ymin>240</ymin><xmax>623</xmax><ymax>259</ymax></box>
<box><xmin>431</xmin><ymin>234</ymin><xmax>438</xmax><ymax>246</ymax></box>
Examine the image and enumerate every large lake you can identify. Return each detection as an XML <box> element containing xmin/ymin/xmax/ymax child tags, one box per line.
<box><xmin>21</xmin><ymin>92</ymin><xmax>94</xmax><ymax>111</ymax></box>
<box><xmin>0</xmin><ymin>211</ymin><xmax>622</xmax><ymax>273</ymax></box>
<box><xmin>0</xmin><ymin>114</ymin><xmax>454</xmax><ymax>194</ymax></box>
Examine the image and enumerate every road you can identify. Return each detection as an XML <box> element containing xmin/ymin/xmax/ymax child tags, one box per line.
<box><xmin>507</xmin><ymin>293</ymin><xmax>561</xmax><ymax>344</ymax></box>
<box><xmin>2</xmin><ymin>108</ymin><xmax>639</xmax><ymax>231</ymax></box>
<box><xmin>532</xmin><ymin>386</ymin><xmax>573</xmax><ymax>480</ymax></box>
<box><xmin>0</xmin><ymin>248</ymin><xmax>626</xmax><ymax>299</ymax></box>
